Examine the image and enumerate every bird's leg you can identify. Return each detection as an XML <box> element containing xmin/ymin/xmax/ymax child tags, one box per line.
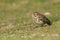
<box><xmin>39</xmin><ymin>23</ymin><xmax>45</xmax><ymax>27</ymax></box>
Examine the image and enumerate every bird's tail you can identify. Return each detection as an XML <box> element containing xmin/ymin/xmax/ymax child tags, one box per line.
<box><xmin>46</xmin><ymin>20</ymin><xmax>51</xmax><ymax>25</ymax></box>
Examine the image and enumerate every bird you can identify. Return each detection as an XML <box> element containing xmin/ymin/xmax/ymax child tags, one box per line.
<box><xmin>32</xmin><ymin>12</ymin><xmax>51</xmax><ymax>27</ymax></box>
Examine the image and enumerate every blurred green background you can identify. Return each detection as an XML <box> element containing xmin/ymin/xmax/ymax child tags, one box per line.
<box><xmin>0</xmin><ymin>0</ymin><xmax>60</xmax><ymax>40</ymax></box>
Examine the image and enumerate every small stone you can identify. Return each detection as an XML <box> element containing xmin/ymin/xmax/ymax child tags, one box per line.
<box><xmin>44</xmin><ymin>12</ymin><xmax>51</xmax><ymax>16</ymax></box>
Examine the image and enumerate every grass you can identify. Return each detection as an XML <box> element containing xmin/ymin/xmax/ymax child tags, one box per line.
<box><xmin>0</xmin><ymin>0</ymin><xmax>60</xmax><ymax>40</ymax></box>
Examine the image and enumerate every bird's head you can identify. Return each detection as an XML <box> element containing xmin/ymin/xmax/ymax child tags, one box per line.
<box><xmin>32</xmin><ymin>12</ymin><xmax>40</xmax><ymax>17</ymax></box>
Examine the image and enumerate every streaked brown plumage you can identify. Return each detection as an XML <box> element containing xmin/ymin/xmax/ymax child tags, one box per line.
<box><xmin>32</xmin><ymin>12</ymin><xmax>51</xmax><ymax>26</ymax></box>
